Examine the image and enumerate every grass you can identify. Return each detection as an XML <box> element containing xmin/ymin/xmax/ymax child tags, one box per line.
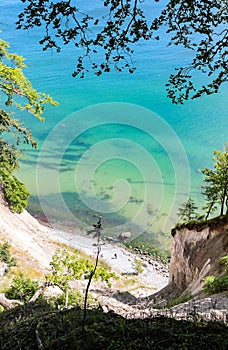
<box><xmin>171</xmin><ymin>214</ymin><xmax>228</xmax><ymax>237</ymax></box>
<box><xmin>155</xmin><ymin>291</ymin><xmax>193</xmax><ymax>309</ymax></box>
<box><xmin>0</xmin><ymin>301</ymin><xmax>227</xmax><ymax>350</ymax></box>
<box><xmin>124</xmin><ymin>240</ymin><xmax>170</xmax><ymax>265</ymax></box>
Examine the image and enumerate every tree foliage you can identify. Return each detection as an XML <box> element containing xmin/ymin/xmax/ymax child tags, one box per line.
<box><xmin>152</xmin><ymin>0</ymin><xmax>228</xmax><ymax>103</ymax></box>
<box><xmin>47</xmin><ymin>248</ymin><xmax>115</xmax><ymax>288</ymax></box>
<box><xmin>46</xmin><ymin>248</ymin><xmax>116</xmax><ymax>307</ymax></box>
<box><xmin>5</xmin><ymin>273</ymin><xmax>39</xmax><ymax>302</ymax></box>
<box><xmin>177</xmin><ymin>197</ymin><xmax>199</xmax><ymax>222</ymax></box>
<box><xmin>0</xmin><ymin>37</ymin><xmax>57</xmax><ymax>212</ymax></box>
<box><xmin>202</xmin><ymin>142</ymin><xmax>228</xmax><ymax>218</ymax></box>
<box><xmin>203</xmin><ymin>254</ymin><xmax>228</xmax><ymax>294</ymax></box>
<box><xmin>16</xmin><ymin>0</ymin><xmax>228</xmax><ymax>103</ymax></box>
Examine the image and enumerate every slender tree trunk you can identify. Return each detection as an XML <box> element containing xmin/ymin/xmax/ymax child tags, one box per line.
<box><xmin>220</xmin><ymin>185</ymin><xmax>227</xmax><ymax>216</ymax></box>
<box><xmin>220</xmin><ymin>199</ymin><xmax>224</xmax><ymax>216</ymax></box>
<box><xmin>206</xmin><ymin>204</ymin><xmax>213</xmax><ymax>220</ymax></box>
<box><xmin>83</xmin><ymin>235</ymin><xmax>101</xmax><ymax>330</ymax></box>
<box><xmin>65</xmin><ymin>289</ymin><xmax>69</xmax><ymax>308</ymax></box>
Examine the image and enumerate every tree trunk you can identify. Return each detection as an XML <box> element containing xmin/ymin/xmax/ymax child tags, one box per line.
<box><xmin>65</xmin><ymin>289</ymin><xmax>69</xmax><ymax>308</ymax></box>
<box><xmin>0</xmin><ymin>282</ymin><xmax>63</xmax><ymax>310</ymax></box>
<box><xmin>220</xmin><ymin>184</ymin><xmax>227</xmax><ymax>216</ymax></box>
<box><xmin>0</xmin><ymin>293</ymin><xmax>23</xmax><ymax>309</ymax></box>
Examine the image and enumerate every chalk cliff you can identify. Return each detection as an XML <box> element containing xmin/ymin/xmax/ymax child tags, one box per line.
<box><xmin>169</xmin><ymin>216</ymin><xmax>228</xmax><ymax>296</ymax></box>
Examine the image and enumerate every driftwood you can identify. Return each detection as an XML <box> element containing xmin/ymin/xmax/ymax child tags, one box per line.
<box><xmin>0</xmin><ymin>282</ymin><xmax>63</xmax><ymax>310</ymax></box>
<box><xmin>0</xmin><ymin>293</ymin><xmax>23</xmax><ymax>309</ymax></box>
<box><xmin>29</xmin><ymin>281</ymin><xmax>63</xmax><ymax>302</ymax></box>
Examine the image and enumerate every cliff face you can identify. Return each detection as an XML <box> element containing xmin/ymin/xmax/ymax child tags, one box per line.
<box><xmin>169</xmin><ymin>217</ymin><xmax>228</xmax><ymax>296</ymax></box>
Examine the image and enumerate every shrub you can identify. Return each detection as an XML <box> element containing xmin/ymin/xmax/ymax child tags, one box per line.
<box><xmin>132</xmin><ymin>258</ymin><xmax>144</xmax><ymax>274</ymax></box>
<box><xmin>164</xmin><ymin>291</ymin><xmax>192</xmax><ymax>308</ymax></box>
<box><xmin>47</xmin><ymin>249</ymin><xmax>116</xmax><ymax>289</ymax></box>
<box><xmin>0</xmin><ymin>242</ymin><xmax>17</xmax><ymax>271</ymax></box>
<box><xmin>203</xmin><ymin>254</ymin><xmax>228</xmax><ymax>294</ymax></box>
<box><xmin>49</xmin><ymin>289</ymin><xmax>98</xmax><ymax>309</ymax></box>
<box><xmin>0</xmin><ymin>171</ymin><xmax>30</xmax><ymax>213</ymax></box>
<box><xmin>5</xmin><ymin>273</ymin><xmax>39</xmax><ymax>302</ymax></box>
<box><xmin>203</xmin><ymin>275</ymin><xmax>228</xmax><ymax>294</ymax></box>
<box><xmin>219</xmin><ymin>254</ymin><xmax>228</xmax><ymax>271</ymax></box>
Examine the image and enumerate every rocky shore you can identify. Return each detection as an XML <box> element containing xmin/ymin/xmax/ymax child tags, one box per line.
<box><xmin>0</xmin><ymin>198</ymin><xmax>168</xmax><ymax>298</ymax></box>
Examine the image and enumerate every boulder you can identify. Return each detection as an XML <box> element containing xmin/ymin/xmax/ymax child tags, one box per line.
<box><xmin>118</xmin><ymin>231</ymin><xmax>131</xmax><ymax>240</ymax></box>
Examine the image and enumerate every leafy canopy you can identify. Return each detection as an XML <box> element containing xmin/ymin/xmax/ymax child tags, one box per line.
<box><xmin>5</xmin><ymin>273</ymin><xmax>39</xmax><ymax>302</ymax></box>
<box><xmin>0</xmin><ymin>37</ymin><xmax>57</xmax><ymax>212</ymax></box>
<box><xmin>176</xmin><ymin>143</ymin><xmax>228</xmax><ymax>224</ymax></box>
<box><xmin>202</xmin><ymin>142</ymin><xmax>228</xmax><ymax>218</ymax></box>
<box><xmin>17</xmin><ymin>0</ymin><xmax>228</xmax><ymax>103</ymax></box>
<box><xmin>46</xmin><ymin>248</ymin><xmax>116</xmax><ymax>290</ymax></box>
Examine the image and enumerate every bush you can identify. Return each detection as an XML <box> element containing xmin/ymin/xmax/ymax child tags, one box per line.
<box><xmin>49</xmin><ymin>289</ymin><xmax>98</xmax><ymax>309</ymax></box>
<box><xmin>203</xmin><ymin>275</ymin><xmax>228</xmax><ymax>294</ymax></box>
<box><xmin>203</xmin><ymin>254</ymin><xmax>228</xmax><ymax>294</ymax></box>
<box><xmin>0</xmin><ymin>242</ymin><xmax>17</xmax><ymax>271</ymax></box>
<box><xmin>5</xmin><ymin>273</ymin><xmax>39</xmax><ymax>302</ymax></box>
<box><xmin>0</xmin><ymin>171</ymin><xmax>30</xmax><ymax>213</ymax></box>
<box><xmin>47</xmin><ymin>249</ymin><xmax>117</xmax><ymax>289</ymax></box>
<box><xmin>132</xmin><ymin>258</ymin><xmax>144</xmax><ymax>274</ymax></box>
<box><xmin>164</xmin><ymin>291</ymin><xmax>192</xmax><ymax>308</ymax></box>
<box><xmin>219</xmin><ymin>254</ymin><xmax>228</xmax><ymax>271</ymax></box>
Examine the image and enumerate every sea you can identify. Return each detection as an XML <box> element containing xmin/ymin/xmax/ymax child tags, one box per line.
<box><xmin>0</xmin><ymin>0</ymin><xmax>227</xmax><ymax>249</ymax></box>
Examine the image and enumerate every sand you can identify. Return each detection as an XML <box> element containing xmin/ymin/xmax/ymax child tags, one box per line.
<box><xmin>0</xmin><ymin>198</ymin><xmax>168</xmax><ymax>294</ymax></box>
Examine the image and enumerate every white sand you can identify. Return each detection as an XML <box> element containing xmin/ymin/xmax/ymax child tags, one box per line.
<box><xmin>0</xmin><ymin>198</ymin><xmax>168</xmax><ymax>292</ymax></box>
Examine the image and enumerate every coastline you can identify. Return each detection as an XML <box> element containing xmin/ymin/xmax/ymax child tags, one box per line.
<box><xmin>0</xmin><ymin>199</ymin><xmax>168</xmax><ymax>296</ymax></box>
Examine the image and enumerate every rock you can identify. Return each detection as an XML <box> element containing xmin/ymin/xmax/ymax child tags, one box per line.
<box><xmin>42</xmin><ymin>285</ymin><xmax>63</xmax><ymax>299</ymax></box>
<box><xmin>118</xmin><ymin>231</ymin><xmax>131</xmax><ymax>240</ymax></box>
<box><xmin>106</xmin><ymin>236</ymin><xmax>114</xmax><ymax>242</ymax></box>
<box><xmin>0</xmin><ymin>262</ymin><xmax>8</xmax><ymax>277</ymax></box>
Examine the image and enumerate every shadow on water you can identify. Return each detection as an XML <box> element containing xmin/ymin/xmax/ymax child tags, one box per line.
<box><xmin>28</xmin><ymin>191</ymin><xmax>169</xmax><ymax>250</ymax></box>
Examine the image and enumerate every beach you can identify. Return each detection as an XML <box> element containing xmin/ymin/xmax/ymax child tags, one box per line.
<box><xmin>0</xmin><ymin>197</ymin><xmax>168</xmax><ymax>297</ymax></box>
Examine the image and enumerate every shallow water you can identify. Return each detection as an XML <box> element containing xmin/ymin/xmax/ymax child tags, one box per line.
<box><xmin>0</xmin><ymin>0</ymin><xmax>227</xmax><ymax>246</ymax></box>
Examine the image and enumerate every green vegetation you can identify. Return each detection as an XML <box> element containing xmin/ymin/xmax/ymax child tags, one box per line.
<box><xmin>50</xmin><ymin>289</ymin><xmax>98</xmax><ymax>310</ymax></box>
<box><xmin>177</xmin><ymin>197</ymin><xmax>201</xmax><ymax>223</ymax></box>
<box><xmin>125</xmin><ymin>241</ymin><xmax>169</xmax><ymax>265</ymax></box>
<box><xmin>0</xmin><ymin>37</ymin><xmax>57</xmax><ymax>212</ymax></box>
<box><xmin>0</xmin><ymin>302</ymin><xmax>227</xmax><ymax>350</ymax></box>
<box><xmin>174</xmin><ymin>142</ymin><xmax>228</xmax><ymax>230</ymax></box>
<box><xmin>17</xmin><ymin>1</ymin><xmax>227</xmax><ymax>103</ymax></box>
<box><xmin>202</xmin><ymin>142</ymin><xmax>228</xmax><ymax>218</ymax></box>
<box><xmin>5</xmin><ymin>273</ymin><xmax>39</xmax><ymax>302</ymax></box>
<box><xmin>132</xmin><ymin>258</ymin><xmax>144</xmax><ymax>275</ymax></box>
<box><xmin>163</xmin><ymin>291</ymin><xmax>192</xmax><ymax>309</ymax></box>
<box><xmin>203</xmin><ymin>275</ymin><xmax>228</xmax><ymax>294</ymax></box>
<box><xmin>203</xmin><ymin>254</ymin><xmax>228</xmax><ymax>294</ymax></box>
<box><xmin>46</xmin><ymin>248</ymin><xmax>116</xmax><ymax>308</ymax></box>
<box><xmin>0</xmin><ymin>242</ymin><xmax>16</xmax><ymax>271</ymax></box>
<box><xmin>0</xmin><ymin>173</ymin><xmax>30</xmax><ymax>213</ymax></box>
<box><xmin>172</xmin><ymin>213</ymin><xmax>228</xmax><ymax>237</ymax></box>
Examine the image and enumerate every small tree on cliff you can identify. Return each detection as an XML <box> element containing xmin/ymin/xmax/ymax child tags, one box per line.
<box><xmin>177</xmin><ymin>197</ymin><xmax>199</xmax><ymax>223</ymax></box>
<box><xmin>0</xmin><ymin>37</ymin><xmax>57</xmax><ymax>212</ymax></box>
<box><xmin>202</xmin><ymin>142</ymin><xmax>228</xmax><ymax>219</ymax></box>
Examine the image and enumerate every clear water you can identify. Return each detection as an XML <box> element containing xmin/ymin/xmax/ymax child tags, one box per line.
<box><xmin>0</xmin><ymin>0</ymin><xmax>227</xmax><ymax>247</ymax></box>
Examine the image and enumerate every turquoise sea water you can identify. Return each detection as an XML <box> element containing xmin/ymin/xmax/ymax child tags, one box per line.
<box><xmin>0</xmin><ymin>1</ymin><xmax>227</xmax><ymax>247</ymax></box>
